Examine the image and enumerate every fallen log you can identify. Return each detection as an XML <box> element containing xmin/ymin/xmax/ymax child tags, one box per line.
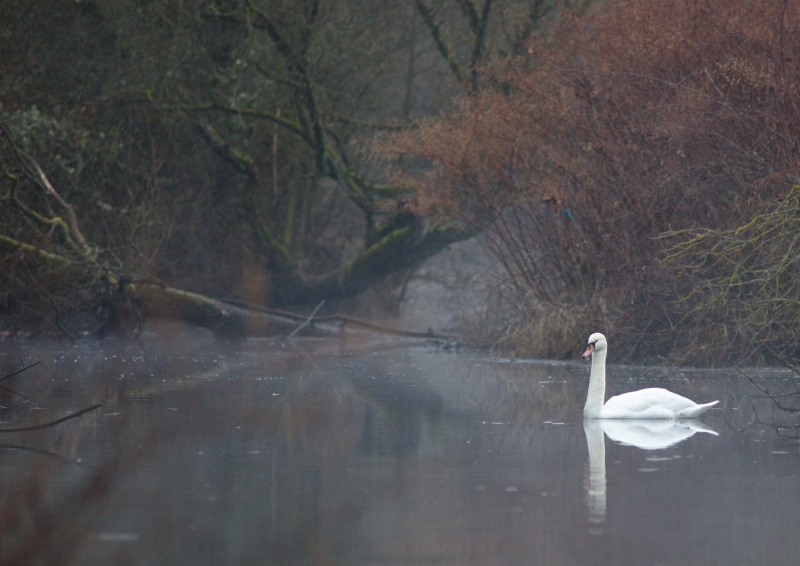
<box><xmin>1</xmin><ymin>234</ymin><xmax>449</xmax><ymax>339</ymax></box>
<box><xmin>131</xmin><ymin>282</ymin><xmax>341</xmax><ymax>338</ymax></box>
<box><xmin>219</xmin><ymin>298</ymin><xmax>458</xmax><ymax>340</ymax></box>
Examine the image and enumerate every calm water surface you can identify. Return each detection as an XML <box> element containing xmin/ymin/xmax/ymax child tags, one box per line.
<box><xmin>1</xmin><ymin>323</ymin><xmax>798</xmax><ymax>565</ymax></box>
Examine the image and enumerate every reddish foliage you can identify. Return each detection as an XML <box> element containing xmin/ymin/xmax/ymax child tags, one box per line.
<box><xmin>378</xmin><ymin>0</ymin><xmax>800</xmax><ymax>361</ymax></box>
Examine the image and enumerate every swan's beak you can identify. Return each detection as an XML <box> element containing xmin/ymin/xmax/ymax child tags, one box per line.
<box><xmin>582</xmin><ymin>343</ymin><xmax>595</xmax><ymax>359</ymax></box>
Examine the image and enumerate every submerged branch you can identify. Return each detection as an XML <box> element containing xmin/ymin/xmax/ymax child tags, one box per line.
<box><xmin>743</xmin><ymin>370</ymin><xmax>800</xmax><ymax>413</ymax></box>
<box><xmin>288</xmin><ymin>300</ymin><xmax>325</xmax><ymax>339</ymax></box>
<box><xmin>220</xmin><ymin>298</ymin><xmax>458</xmax><ymax>340</ymax></box>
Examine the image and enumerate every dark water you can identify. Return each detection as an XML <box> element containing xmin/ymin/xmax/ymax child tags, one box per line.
<box><xmin>1</xmin><ymin>322</ymin><xmax>798</xmax><ymax>565</ymax></box>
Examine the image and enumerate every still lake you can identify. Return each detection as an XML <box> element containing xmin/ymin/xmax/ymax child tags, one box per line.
<box><xmin>1</xmin><ymin>322</ymin><xmax>798</xmax><ymax>565</ymax></box>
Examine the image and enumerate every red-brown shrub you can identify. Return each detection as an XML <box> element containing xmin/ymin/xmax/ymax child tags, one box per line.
<box><xmin>377</xmin><ymin>0</ymin><xmax>800</xmax><ymax>362</ymax></box>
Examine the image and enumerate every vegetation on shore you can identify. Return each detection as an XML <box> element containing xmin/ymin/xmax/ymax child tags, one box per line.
<box><xmin>1</xmin><ymin>0</ymin><xmax>546</xmax><ymax>335</ymax></box>
<box><xmin>378</xmin><ymin>0</ymin><xmax>800</xmax><ymax>365</ymax></box>
<box><xmin>2</xmin><ymin>0</ymin><xmax>799</xmax><ymax>367</ymax></box>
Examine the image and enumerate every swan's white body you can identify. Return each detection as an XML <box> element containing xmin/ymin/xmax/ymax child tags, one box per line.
<box><xmin>582</xmin><ymin>333</ymin><xmax>718</xmax><ymax>420</ymax></box>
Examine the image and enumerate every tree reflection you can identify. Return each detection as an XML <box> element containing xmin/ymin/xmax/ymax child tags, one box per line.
<box><xmin>746</xmin><ymin>371</ymin><xmax>800</xmax><ymax>440</ymax></box>
<box><xmin>353</xmin><ymin>377</ymin><xmax>444</xmax><ymax>456</ymax></box>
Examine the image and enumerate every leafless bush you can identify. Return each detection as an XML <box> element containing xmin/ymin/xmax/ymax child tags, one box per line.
<box><xmin>663</xmin><ymin>186</ymin><xmax>800</xmax><ymax>365</ymax></box>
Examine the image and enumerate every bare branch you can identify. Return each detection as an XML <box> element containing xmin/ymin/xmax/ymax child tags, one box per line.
<box><xmin>180</xmin><ymin>103</ymin><xmax>313</xmax><ymax>146</ymax></box>
<box><xmin>24</xmin><ymin>155</ymin><xmax>89</xmax><ymax>251</ymax></box>
<box><xmin>0</xmin><ymin>126</ymin><xmax>93</xmax><ymax>257</ymax></box>
<box><xmin>195</xmin><ymin>122</ymin><xmax>258</xmax><ymax>180</ymax></box>
<box><xmin>413</xmin><ymin>0</ymin><xmax>471</xmax><ymax>91</ymax></box>
<box><xmin>0</xmin><ymin>404</ymin><xmax>102</xmax><ymax>433</ymax></box>
<box><xmin>288</xmin><ymin>299</ymin><xmax>325</xmax><ymax>338</ymax></box>
<box><xmin>0</xmin><ymin>361</ymin><xmax>41</xmax><ymax>383</ymax></box>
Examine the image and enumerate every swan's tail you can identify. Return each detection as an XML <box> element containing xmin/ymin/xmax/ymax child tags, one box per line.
<box><xmin>676</xmin><ymin>400</ymin><xmax>718</xmax><ymax>419</ymax></box>
<box><xmin>679</xmin><ymin>419</ymin><xmax>719</xmax><ymax>436</ymax></box>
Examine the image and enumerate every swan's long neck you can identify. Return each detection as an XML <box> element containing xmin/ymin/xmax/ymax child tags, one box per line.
<box><xmin>583</xmin><ymin>348</ymin><xmax>606</xmax><ymax>418</ymax></box>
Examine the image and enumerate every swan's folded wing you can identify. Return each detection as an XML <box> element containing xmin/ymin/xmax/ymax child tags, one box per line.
<box><xmin>602</xmin><ymin>388</ymin><xmax>697</xmax><ymax>418</ymax></box>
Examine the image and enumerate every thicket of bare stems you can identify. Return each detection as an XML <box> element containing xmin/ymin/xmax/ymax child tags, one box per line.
<box><xmin>663</xmin><ymin>187</ymin><xmax>800</xmax><ymax>366</ymax></box>
<box><xmin>378</xmin><ymin>0</ymin><xmax>800</xmax><ymax>363</ymax></box>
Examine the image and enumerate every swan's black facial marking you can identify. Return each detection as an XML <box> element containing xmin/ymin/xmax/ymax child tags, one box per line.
<box><xmin>582</xmin><ymin>341</ymin><xmax>596</xmax><ymax>359</ymax></box>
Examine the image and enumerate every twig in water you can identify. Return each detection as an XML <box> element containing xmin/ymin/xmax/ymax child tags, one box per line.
<box><xmin>740</xmin><ymin>366</ymin><xmax>800</xmax><ymax>413</ymax></box>
<box><xmin>723</xmin><ymin>413</ymin><xmax>752</xmax><ymax>434</ymax></box>
<box><xmin>0</xmin><ymin>361</ymin><xmax>41</xmax><ymax>383</ymax></box>
<box><xmin>0</xmin><ymin>384</ymin><xmax>34</xmax><ymax>403</ymax></box>
<box><xmin>0</xmin><ymin>403</ymin><xmax>102</xmax><ymax>433</ymax></box>
<box><xmin>326</xmin><ymin>314</ymin><xmax>456</xmax><ymax>339</ymax></box>
<box><xmin>0</xmin><ymin>443</ymin><xmax>72</xmax><ymax>462</ymax></box>
<box><xmin>751</xmin><ymin>403</ymin><xmax>800</xmax><ymax>440</ymax></box>
<box><xmin>288</xmin><ymin>300</ymin><xmax>325</xmax><ymax>339</ymax></box>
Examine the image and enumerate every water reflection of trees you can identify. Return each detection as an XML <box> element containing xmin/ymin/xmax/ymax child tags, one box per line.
<box><xmin>0</xmin><ymin>359</ymin><xmax>107</xmax><ymax>564</ymax></box>
<box><xmin>353</xmin><ymin>377</ymin><xmax>444</xmax><ymax>455</ymax></box>
<box><xmin>9</xmin><ymin>342</ymin><xmax>793</xmax><ymax>565</ymax></box>
<box><xmin>745</xmin><ymin>371</ymin><xmax>800</xmax><ymax>441</ymax></box>
<box><xmin>0</xmin><ymin>418</ymin><xmax>127</xmax><ymax>564</ymax></box>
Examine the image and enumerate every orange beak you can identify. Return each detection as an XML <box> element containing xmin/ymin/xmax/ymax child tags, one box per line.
<box><xmin>582</xmin><ymin>343</ymin><xmax>595</xmax><ymax>359</ymax></box>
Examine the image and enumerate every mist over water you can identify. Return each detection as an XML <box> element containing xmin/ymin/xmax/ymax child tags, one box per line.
<box><xmin>0</xmin><ymin>322</ymin><xmax>798</xmax><ymax>565</ymax></box>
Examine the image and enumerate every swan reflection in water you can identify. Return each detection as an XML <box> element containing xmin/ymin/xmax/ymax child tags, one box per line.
<box><xmin>583</xmin><ymin>419</ymin><xmax>718</xmax><ymax>535</ymax></box>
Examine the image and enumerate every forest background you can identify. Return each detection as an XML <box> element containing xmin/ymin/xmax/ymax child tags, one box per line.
<box><xmin>1</xmin><ymin>0</ymin><xmax>799</xmax><ymax>367</ymax></box>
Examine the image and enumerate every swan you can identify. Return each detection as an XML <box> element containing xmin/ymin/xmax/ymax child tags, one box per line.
<box><xmin>582</xmin><ymin>418</ymin><xmax>717</xmax><ymax>534</ymax></box>
<box><xmin>600</xmin><ymin>418</ymin><xmax>717</xmax><ymax>449</ymax></box>
<box><xmin>582</xmin><ymin>332</ymin><xmax>718</xmax><ymax>419</ymax></box>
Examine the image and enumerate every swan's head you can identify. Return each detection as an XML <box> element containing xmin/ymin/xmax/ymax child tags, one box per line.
<box><xmin>582</xmin><ymin>332</ymin><xmax>607</xmax><ymax>359</ymax></box>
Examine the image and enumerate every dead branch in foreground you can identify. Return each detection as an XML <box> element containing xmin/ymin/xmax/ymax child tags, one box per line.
<box><xmin>0</xmin><ymin>404</ymin><xmax>102</xmax><ymax>433</ymax></box>
<box><xmin>0</xmin><ymin>360</ymin><xmax>41</xmax><ymax>402</ymax></box>
<box><xmin>0</xmin><ymin>443</ymin><xmax>71</xmax><ymax>461</ymax></box>
<box><xmin>0</xmin><ymin>361</ymin><xmax>41</xmax><ymax>383</ymax></box>
<box><xmin>0</xmin><ymin>384</ymin><xmax>33</xmax><ymax>403</ymax></box>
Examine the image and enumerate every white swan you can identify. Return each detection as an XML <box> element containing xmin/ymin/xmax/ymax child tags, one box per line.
<box><xmin>582</xmin><ymin>332</ymin><xmax>718</xmax><ymax>419</ymax></box>
<box><xmin>600</xmin><ymin>418</ymin><xmax>718</xmax><ymax>450</ymax></box>
<box><xmin>582</xmin><ymin>418</ymin><xmax>717</xmax><ymax>533</ymax></box>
